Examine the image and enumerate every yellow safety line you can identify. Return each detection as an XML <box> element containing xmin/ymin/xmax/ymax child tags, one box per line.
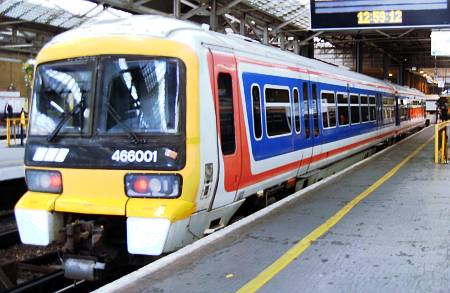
<box><xmin>237</xmin><ymin>135</ymin><xmax>434</xmax><ymax>293</ymax></box>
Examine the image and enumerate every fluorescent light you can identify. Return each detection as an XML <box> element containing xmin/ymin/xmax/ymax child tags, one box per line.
<box><xmin>0</xmin><ymin>57</ymin><xmax>21</xmax><ymax>63</ymax></box>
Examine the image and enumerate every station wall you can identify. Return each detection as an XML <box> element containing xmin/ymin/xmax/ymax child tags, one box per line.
<box><xmin>0</xmin><ymin>52</ymin><xmax>29</xmax><ymax>99</ymax></box>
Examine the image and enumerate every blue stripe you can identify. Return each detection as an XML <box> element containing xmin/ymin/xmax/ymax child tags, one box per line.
<box><xmin>242</xmin><ymin>72</ymin><xmax>396</xmax><ymax>161</ymax></box>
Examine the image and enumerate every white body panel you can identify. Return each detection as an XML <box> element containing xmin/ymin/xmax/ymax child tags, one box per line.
<box><xmin>15</xmin><ymin>209</ymin><xmax>63</xmax><ymax>246</ymax></box>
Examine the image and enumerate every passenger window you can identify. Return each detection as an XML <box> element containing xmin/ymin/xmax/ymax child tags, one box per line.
<box><xmin>293</xmin><ymin>88</ymin><xmax>301</xmax><ymax>133</ymax></box>
<box><xmin>265</xmin><ymin>87</ymin><xmax>292</xmax><ymax>137</ymax></box>
<box><xmin>312</xmin><ymin>84</ymin><xmax>319</xmax><ymax>137</ymax></box>
<box><xmin>369</xmin><ymin>96</ymin><xmax>376</xmax><ymax>121</ymax></box>
<box><xmin>382</xmin><ymin>96</ymin><xmax>395</xmax><ymax>124</ymax></box>
<box><xmin>360</xmin><ymin>95</ymin><xmax>369</xmax><ymax>122</ymax></box>
<box><xmin>252</xmin><ymin>85</ymin><xmax>262</xmax><ymax>139</ymax></box>
<box><xmin>321</xmin><ymin>92</ymin><xmax>336</xmax><ymax>129</ymax></box>
<box><xmin>350</xmin><ymin>94</ymin><xmax>360</xmax><ymax>124</ymax></box>
<box><xmin>303</xmin><ymin>83</ymin><xmax>310</xmax><ymax>138</ymax></box>
<box><xmin>337</xmin><ymin>93</ymin><xmax>349</xmax><ymax>126</ymax></box>
<box><xmin>218</xmin><ymin>73</ymin><xmax>235</xmax><ymax>155</ymax></box>
<box><xmin>399</xmin><ymin>100</ymin><xmax>408</xmax><ymax>121</ymax></box>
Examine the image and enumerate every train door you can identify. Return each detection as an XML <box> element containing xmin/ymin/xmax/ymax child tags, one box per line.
<box><xmin>376</xmin><ymin>93</ymin><xmax>382</xmax><ymax>126</ymax></box>
<box><xmin>308</xmin><ymin>81</ymin><xmax>322</xmax><ymax>170</ymax></box>
<box><xmin>294</xmin><ymin>77</ymin><xmax>311</xmax><ymax>176</ymax></box>
<box><xmin>208</xmin><ymin>50</ymin><xmax>242</xmax><ymax>210</ymax></box>
<box><xmin>395</xmin><ymin>95</ymin><xmax>400</xmax><ymax>126</ymax></box>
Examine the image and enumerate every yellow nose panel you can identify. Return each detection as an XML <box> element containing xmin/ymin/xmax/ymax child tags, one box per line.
<box><xmin>54</xmin><ymin>169</ymin><xmax>128</xmax><ymax>216</ymax></box>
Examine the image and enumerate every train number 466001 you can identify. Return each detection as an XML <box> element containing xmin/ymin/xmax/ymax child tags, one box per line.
<box><xmin>111</xmin><ymin>150</ymin><xmax>158</xmax><ymax>163</ymax></box>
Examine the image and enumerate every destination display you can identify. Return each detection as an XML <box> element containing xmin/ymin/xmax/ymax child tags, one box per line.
<box><xmin>311</xmin><ymin>0</ymin><xmax>450</xmax><ymax>30</ymax></box>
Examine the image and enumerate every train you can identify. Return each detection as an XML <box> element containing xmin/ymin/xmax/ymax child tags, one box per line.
<box><xmin>14</xmin><ymin>16</ymin><xmax>426</xmax><ymax>280</ymax></box>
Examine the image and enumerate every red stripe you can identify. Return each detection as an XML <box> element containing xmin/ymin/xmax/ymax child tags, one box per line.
<box><xmin>236</xmin><ymin>56</ymin><xmax>394</xmax><ymax>92</ymax></box>
<box><xmin>237</xmin><ymin>122</ymin><xmax>424</xmax><ymax>190</ymax></box>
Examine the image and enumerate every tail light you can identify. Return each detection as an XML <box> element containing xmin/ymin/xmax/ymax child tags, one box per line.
<box><xmin>26</xmin><ymin>169</ymin><xmax>62</xmax><ymax>194</ymax></box>
<box><xmin>125</xmin><ymin>174</ymin><xmax>182</xmax><ymax>198</ymax></box>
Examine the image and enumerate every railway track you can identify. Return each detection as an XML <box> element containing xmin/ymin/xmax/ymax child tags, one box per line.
<box><xmin>0</xmin><ymin>210</ymin><xmax>19</xmax><ymax>250</ymax></box>
<box><xmin>0</xmin><ymin>251</ymin><xmax>69</xmax><ymax>292</ymax></box>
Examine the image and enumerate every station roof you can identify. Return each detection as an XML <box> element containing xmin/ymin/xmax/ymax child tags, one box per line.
<box><xmin>246</xmin><ymin>0</ymin><xmax>310</xmax><ymax>30</ymax></box>
<box><xmin>0</xmin><ymin>0</ymin><xmax>311</xmax><ymax>56</ymax></box>
<box><xmin>0</xmin><ymin>0</ymin><xmax>446</xmax><ymax>87</ymax></box>
<box><xmin>0</xmin><ymin>0</ymin><xmax>131</xmax><ymax>30</ymax></box>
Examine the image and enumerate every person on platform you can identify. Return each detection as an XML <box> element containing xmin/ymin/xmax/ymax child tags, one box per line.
<box><xmin>437</xmin><ymin>96</ymin><xmax>448</xmax><ymax>122</ymax></box>
<box><xmin>20</xmin><ymin>108</ymin><xmax>26</xmax><ymax>146</ymax></box>
<box><xmin>7</xmin><ymin>104</ymin><xmax>13</xmax><ymax>119</ymax></box>
<box><xmin>436</xmin><ymin>102</ymin><xmax>440</xmax><ymax>124</ymax></box>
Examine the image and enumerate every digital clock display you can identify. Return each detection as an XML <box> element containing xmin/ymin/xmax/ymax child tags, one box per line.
<box><xmin>357</xmin><ymin>10</ymin><xmax>403</xmax><ymax>25</ymax></box>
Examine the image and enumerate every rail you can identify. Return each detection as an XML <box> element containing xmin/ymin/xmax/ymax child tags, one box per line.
<box><xmin>434</xmin><ymin>121</ymin><xmax>450</xmax><ymax>164</ymax></box>
<box><xmin>6</xmin><ymin>117</ymin><xmax>28</xmax><ymax>147</ymax></box>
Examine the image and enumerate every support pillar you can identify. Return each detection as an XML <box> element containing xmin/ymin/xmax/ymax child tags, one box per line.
<box><xmin>239</xmin><ymin>16</ymin><xmax>245</xmax><ymax>36</ymax></box>
<box><xmin>173</xmin><ymin>0</ymin><xmax>180</xmax><ymax>18</ymax></box>
<box><xmin>263</xmin><ymin>27</ymin><xmax>269</xmax><ymax>45</ymax></box>
<box><xmin>210</xmin><ymin>0</ymin><xmax>217</xmax><ymax>31</ymax></box>
<box><xmin>279</xmin><ymin>33</ymin><xmax>285</xmax><ymax>50</ymax></box>
<box><xmin>355</xmin><ymin>36</ymin><xmax>363</xmax><ymax>73</ymax></box>
<box><xmin>383</xmin><ymin>54</ymin><xmax>390</xmax><ymax>80</ymax></box>
<box><xmin>398</xmin><ymin>63</ymin><xmax>404</xmax><ymax>85</ymax></box>
<box><xmin>293</xmin><ymin>37</ymin><xmax>299</xmax><ymax>55</ymax></box>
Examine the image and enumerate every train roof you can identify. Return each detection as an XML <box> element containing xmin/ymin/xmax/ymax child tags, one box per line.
<box><xmin>392</xmin><ymin>83</ymin><xmax>427</xmax><ymax>100</ymax></box>
<box><xmin>44</xmin><ymin>15</ymin><xmax>426</xmax><ymax>97</ymax></box>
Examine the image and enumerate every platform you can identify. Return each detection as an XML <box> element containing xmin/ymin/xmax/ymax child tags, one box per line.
<box><xmin>97</xmin><ymin>126</ymin><xmax>450</xmax><ymax>293</ymax></box>
<box><xmin>0</xmin><ymin>140</ymin><xmax>24</xmax><ymax>181</ymax></box>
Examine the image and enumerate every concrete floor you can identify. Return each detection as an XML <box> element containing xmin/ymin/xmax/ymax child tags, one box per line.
<box><xmin>103</xmin><ymin>126</ymin><xmax>450</xmax><ymax>293</ymax></box>
<box><xmin>0</xmin><ymin>140</ymin><xmax>24</xmax><ymax>181</ymax></box>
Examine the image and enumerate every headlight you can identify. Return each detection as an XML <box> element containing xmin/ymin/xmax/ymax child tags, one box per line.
<box><xmin>26</xmin><ymin>169</ymin><xmax>62</xmax><ymax>194</ymax></box>
<box><xmin>125</xmin><ymin>174</ymin><xmax>182</xmax><ymax>198</ymax></box>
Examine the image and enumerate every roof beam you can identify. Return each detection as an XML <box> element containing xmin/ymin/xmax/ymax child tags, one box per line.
<box><xmin>299</xmin><ymin>31</ymin><xmax>322</xmax><ymax>46</ymax></box>
<box><xmin>398</xmin><ymin>29</ymin><xmax>414</xmax><ymax>38</ymax></box>
<box><xmin>181</xmin><ymin>3</ymin><xmax>209</xmax><ymax>20</ymax></box>
<box><xmin>0</xmin><ymin>20</ymin><xmax>28</xmax><ymax>26</ymax></box>
<box><xmin>180</xmin><ymin>0</ymin><xmax>197</xmax><ymax>9</ymax></box>
<box><xmin>217</xmin><ymin>0</ymin><xmax>243</xmax><ymax>15</ymax></box>
<box><xmin>134</xmin><ymin>0</ymin><xmax>154</xmax><ymax>6</ymax></box>
<box><xmin>222</xmin><ymin>15</ymin><xmax>239</xmax><ymax>34</ymax></box>
<box><xmin>375</xmin><ymin>29</ymin><xmax>392</xmax><ymax>39</ymax></box>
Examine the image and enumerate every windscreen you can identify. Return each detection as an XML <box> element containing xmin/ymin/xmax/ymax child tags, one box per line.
<box><xmin>29</xmin><ymin>58</ymin><xmax>94</xmax><ymax>136</ymax></box>
<box><xmin>97</xmin><ymin>57</ymin><xmax>183</xmax><ymax>135</ymax></box>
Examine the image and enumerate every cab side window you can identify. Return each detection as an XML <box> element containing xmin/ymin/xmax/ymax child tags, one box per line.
<box><xmin>218</xmin><ymin>73</ymin><xmax>235</xmax><ymax>155</ymax></box>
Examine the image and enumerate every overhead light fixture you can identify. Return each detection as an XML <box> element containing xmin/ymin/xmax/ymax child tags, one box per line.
<box><xmin>388</xmin><ymin>73</ymin><xmax>393</xmax><ymax>77</ymax></box>
<box><xmin>0</xmin><ymin>44</ymin><xmax>33</xmax><ymax>48</ymax></box>
<box><xmin>420</xmin><ymin>70</ymin><xmax>424</xmax><ymax>74</ymax></box>
<box><xmin>0</xmin><ymin>57</ymin><xmax>21</xmax><ymax>63</ymax></box>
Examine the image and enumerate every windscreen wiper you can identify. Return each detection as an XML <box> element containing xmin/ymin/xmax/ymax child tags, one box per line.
<box><xmin>105</xmin><ymin>103</ymin><xmax>147</xmax><ymax>145</ymax></box>
<box><xmin>47</xmin><ymin>99</ymin><xmax>85</xmax><ymax>142</ymax></box>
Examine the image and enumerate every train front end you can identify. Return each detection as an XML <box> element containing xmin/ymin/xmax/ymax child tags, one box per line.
<box><xmin>14</xmin><ymin>33</ymin><xmax>200</xmax><ymax>279</ymax></box>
